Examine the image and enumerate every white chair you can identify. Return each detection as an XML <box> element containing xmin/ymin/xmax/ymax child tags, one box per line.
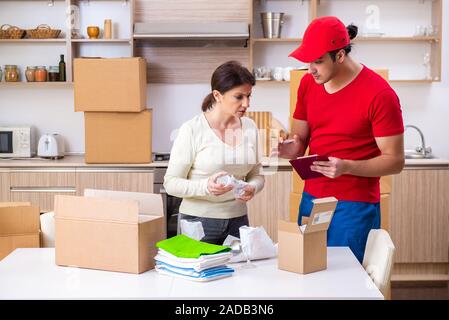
<box><xmin>39</xmin><ymin>211</ymin><xmax>55</xmax><ymax>248</ymax></box>
<box><xmin>362</xmin><ymin>229</ymin><xmax>395</xmax><ymax>300</ymax></box>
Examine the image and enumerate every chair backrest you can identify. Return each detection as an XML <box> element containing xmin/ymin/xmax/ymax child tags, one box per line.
<box><xmin>362</xmin><ymin>229</ymin><xmax>395</xmax><ymax>299</ymax></box>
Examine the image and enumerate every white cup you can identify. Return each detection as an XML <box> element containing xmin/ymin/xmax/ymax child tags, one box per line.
<box><xmin>272</xmin><ymin>67</ymin><xmax>284</xmax><ymax>81</ymax></box>
<box><xmin>283</xmin><ymin>67</ymin><xmax>293</xmax><ymax>81</ymax></box>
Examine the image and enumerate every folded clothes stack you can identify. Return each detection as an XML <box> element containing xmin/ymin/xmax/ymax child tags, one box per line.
<box><xmin>154</xmin><ymin>234</ymin><xmax>234</xmax><ymax>282</ymax></box>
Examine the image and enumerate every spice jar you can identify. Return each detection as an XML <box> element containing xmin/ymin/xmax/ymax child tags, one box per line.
<box><xmin>48</xmin><ymin>66</ymin><xmax>59</xmax><ymax>82</ymax></box>
<box><xmin>25</xmin><ymin>66</ymin><xmax>36</xmax><ymax>82</ymax></box>
<box><xmin>5</xmin><ymin>65</ymin><xmax>19</xmax><ymax>82</ymax></box>
<box><xmin>35</xmin><ymin>66</ymin><xmax>47</xmax><ymax>82</ymax></box>
<box><xmin>0</xmin><ymin>67</ymin><xmax>2</xmax><ymax>82</ymax></box>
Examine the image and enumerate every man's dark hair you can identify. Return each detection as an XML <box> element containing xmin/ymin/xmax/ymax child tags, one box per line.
<box><xmin>329</xmin><ymin>24</ymin><xmax>358</xmax><ymax>62</ymax></box>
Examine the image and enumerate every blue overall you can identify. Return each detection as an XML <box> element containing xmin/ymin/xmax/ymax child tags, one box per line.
<box><xmin>298</xmin><ymin>191</ymin><xmax>380</xmax><ymax>263</ymax></box>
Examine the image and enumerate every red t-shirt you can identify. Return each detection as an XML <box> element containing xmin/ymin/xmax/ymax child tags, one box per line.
<box><xmin>293</xmin><ymin>65</ymin><xmax>404</xmax><ymax>203</ymax></box>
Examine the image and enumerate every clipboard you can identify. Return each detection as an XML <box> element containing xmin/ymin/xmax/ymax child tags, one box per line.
<box><xmin>289</xmin><ymin>154</ymin><xmax>330</xmax><ymax>180</ymax></box>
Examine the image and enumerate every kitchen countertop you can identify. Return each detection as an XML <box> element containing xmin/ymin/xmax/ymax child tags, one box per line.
<box><xmin>0</xmin><ymin>155</ymin><xmax>448</xmax><ymax>169</ymax></box>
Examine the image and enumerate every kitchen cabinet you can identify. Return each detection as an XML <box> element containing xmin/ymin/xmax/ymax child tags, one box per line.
<box><xmin>390</xmin><ymin>168</ymin><xmax>449</xmax><ymax>281</ymax></box>
<box><xmin>76</xmin><ymin>168</ymin><xmax>153</xmax><ymax>195</ymax></box>
<box><xmin>250</xmin><ymin>0</ymin><xmax>442</xmax><ymax>83</ymax></box>
<box><xmin>247</xmin><ymin>169</ymin><xmax>291</xmax><ymax>242</ymax></box>
<box><xmin>0</xmin><ymin>0</ymin><xmax>134</xmax><ymax>84</ymax></box>
<box><xmin>133</xmin><ymin>0</ymin><xmax>249</xmax><ymax>83</ymax></box>
<box><xmin>8</xmin><ymin>168</ymin><xmax>76</xmax><ymax>212</ymax></box>
<box><xmin>2</xmin><ymin>166</ymin><xmax>154</xmax><ymax>212</ymax></box>
<box><xmin>0</xmin><ymin>171</ymin><xmax>10</xmax><ymax>201</ymax></box>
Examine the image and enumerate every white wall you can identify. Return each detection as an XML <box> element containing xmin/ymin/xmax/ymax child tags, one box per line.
<box><xmin>1</xmin><ymin>1</ymin><xmax>448</xmax><ymax>158</ymax></box>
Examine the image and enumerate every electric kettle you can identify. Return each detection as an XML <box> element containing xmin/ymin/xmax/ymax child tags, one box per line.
<box><xmin>37</xmin><ymin>133</ymin><xmax>65</xmax><ymax>159</ymax></box>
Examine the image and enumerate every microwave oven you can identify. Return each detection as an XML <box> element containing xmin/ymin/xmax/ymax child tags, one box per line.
<box><xmin>0</xmin><ymin>126</ymin><xmax>35</xmax><ymax>158</ymax></box>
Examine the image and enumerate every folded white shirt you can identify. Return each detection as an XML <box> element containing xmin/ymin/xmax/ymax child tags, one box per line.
<box><xmin>154</xmin><ymin>249</ymin><xmax>232</xmax><ymax>272</ymax></box>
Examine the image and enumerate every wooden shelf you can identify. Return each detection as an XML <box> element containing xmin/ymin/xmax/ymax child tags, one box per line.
<box><xmin>252</xmin><ymin>38</ymin><xmax>302</xmax><ymax>43</ymax></box>
<box><xmin>70</xmin><ymin>39</ymin><xmax>131</xmax><ymax>43</ymax></box>
<box><xmin>256</xmin><ymin>80</ymin><xmax>290</xmax><ymax>84</ymax></box>
<box><xmin>0</xmin><ymin>39</ymin><xmax>66</xmax><ymax>43</ymax></box>
<box><xmin>0</xmin><ymin>82</ymin><xmax>73</xmax><ymax>87</ymax></box>
<box><xmin>390</xmin><ymin>79</ymin><xmax>436</xmax><ymax>83</ymax></box>
<box><xmin>356</xmin><ymin>36</ymin><xmax>438</xmax><ymax>42</ymax></box>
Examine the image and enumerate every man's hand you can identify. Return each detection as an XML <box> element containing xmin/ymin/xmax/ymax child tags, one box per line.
<box><xmin>310</xmin><ymin>156</ymin><xmax>347</xmax><ymax>179</ymax></box>
<box><xmin>272</xmin><ymin>134</ymin><xmax>301</xmax><ymax>159</ymax></box>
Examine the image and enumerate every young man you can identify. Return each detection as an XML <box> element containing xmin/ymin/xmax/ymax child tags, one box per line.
<box><xmin>278</xmin><ymin>16</ymin><xmax>405</xmax><ymax>263</ymax></box>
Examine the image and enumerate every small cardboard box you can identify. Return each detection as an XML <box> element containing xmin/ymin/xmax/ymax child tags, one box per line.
<box><xmin>74</xmin><ymin>57</ymin><xmax>147</xmax><ymax>112</ymax></box>
<box><xmin>0</xmin><ymin>202</ymin><xmax>40</xmax><ymax>260</ymax></box>
<box><xmin>84</xmin><ymin>109</ymin><xmax>152</xmax><ymax>164</ymax></box>
<box><xmin>278</xmin><ymin>197</ymin><xmax>337</xmax><ymax>274</ymax></box>
<box><xmin>54</xmin><ymin>189</ymin><xmax>166</xmax><ymax>274</ymax></box>
<box><xmin>289</xmin><ymin>192</ymin><xmax>302</xmax><ymax>223</ymax></box>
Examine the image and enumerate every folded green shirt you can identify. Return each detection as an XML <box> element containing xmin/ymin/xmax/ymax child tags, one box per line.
<box><xmin>156</xmin><ymin>234</ymin><xmax>231</xmax><ymax>258</ymax></box>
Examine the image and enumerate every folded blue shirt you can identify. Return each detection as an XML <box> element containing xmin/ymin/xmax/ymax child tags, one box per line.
<box><xmin>156</xmin><ymin>260</ymin><xmax>234</xmax><ymax>279</ymax></box>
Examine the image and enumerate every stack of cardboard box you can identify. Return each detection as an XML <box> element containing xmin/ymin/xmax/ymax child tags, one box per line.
<box><xmin>0</xmin><ymin>203</ymin><xmax>40</xmax><ymax>260</ymax></box>
<box><xmin>74</xmin><ymin>57</ymin><xmax>152</xmax><ymax>163</ymax></box>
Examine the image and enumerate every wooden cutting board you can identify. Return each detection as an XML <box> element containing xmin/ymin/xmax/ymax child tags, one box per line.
<box><xmin>245</xmin><ymin>111</ymin><xmax>271</xmax><ymax>156</ymax></box>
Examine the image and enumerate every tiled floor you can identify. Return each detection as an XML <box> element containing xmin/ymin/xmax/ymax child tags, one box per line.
<box><xmin>392</xmin><ymin>282</ymin><xmax>449</xmax><ymax>300</ymax></box>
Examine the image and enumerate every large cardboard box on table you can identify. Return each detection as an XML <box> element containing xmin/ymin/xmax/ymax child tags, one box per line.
<box><xmin>74</xmin><ymin>57</ymin><xmax>147</xmax><ymax>112</ymax></box>
<box><xmin>84</xmin><ymin>109</ymin><xmax>152</xmax><ymax>163</ymax></box>
<box><xmin>0</xmin><ymin>202</ymin><xmax>40</xmax><ymax>260</ymax></box>
<box><xmin>278</xmin><ymin>197</ymin><xmax>337</xmax><ymax>274</ymax></box>
<box><xmin>54</xmin><ymin>189</ymin><xmax>166</xmax><ymax>274</ymax></box>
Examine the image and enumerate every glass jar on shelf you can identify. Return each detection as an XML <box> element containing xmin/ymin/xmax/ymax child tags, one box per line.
<box><xmin>5</xmin><ymin>65</ymin><xmax>19</xmax><ymax>82</ymax></box>
<box><xmin>25</xmin><ymin>66</ymin><xmax>37</xmax><ymax>82</ymax></box>
<box><xmin>35</xmin><ymin>66</ymin><xmax>47</xmax><ymax>82</ymax></box>
<box><xmin>48</xmin><ymin>66</ymin><xmax>59</xmax><ymax>82</ymax></box>
<box><xmin>0</xmin><ymin>66</ymin><xmax>2</xmax><ymax>82</ymax></box>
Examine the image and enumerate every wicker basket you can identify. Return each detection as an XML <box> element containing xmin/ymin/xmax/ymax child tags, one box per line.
<box><xmin>0</xmin><ymin>24</ymin><xmax>10</xmax><ymax>39</ymax></box>
<box><xmin>0</xmin><ymin>24</ymin><xmax>26</xmax><ymax>39</ymax></box>
<box><xmin>26</xmin><ymin>24</ymin><xmax>61</xmax><ymax>39</ymax></box>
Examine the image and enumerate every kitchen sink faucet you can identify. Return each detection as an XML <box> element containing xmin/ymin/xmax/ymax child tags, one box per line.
<box><xmin>404</xmin><ymin>125</ymin><xmax>432</xmax><ymax>157</ymax></box>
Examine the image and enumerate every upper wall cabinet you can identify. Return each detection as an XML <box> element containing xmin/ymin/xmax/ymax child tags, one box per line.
<box><xmin>250</xmin><ymin>0</ymin><xmax>442</xmax><ymax>84</ymax></box>
<box><xmin>133</xmin><ymin>0</ymin><xmax>250</xmax><ymax>84</ymax></box>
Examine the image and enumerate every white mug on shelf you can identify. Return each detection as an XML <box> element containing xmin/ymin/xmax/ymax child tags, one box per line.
<box><xmin>272</xmin><ymin>67</ymin><xmax>284</xmax><ymax>81</ymax></box>
<box><xmin>283</xmin><ymin>67</ymin><xmax>293</xmax><ymax>81</ymax></box>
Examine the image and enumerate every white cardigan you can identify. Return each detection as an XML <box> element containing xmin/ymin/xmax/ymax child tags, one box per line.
<box><xmin>164</xmin><ymin>113</ymin><xmax>265</xmax><ymax>219</ymax></box>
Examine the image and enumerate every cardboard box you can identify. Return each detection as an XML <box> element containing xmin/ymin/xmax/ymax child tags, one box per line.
<box><xmin>74</xmin><ymin>57</ymin><xmax>147</xmax><ymax>112</ymax></box>
<box><xmin>54</xmin><ymin>189</ymin><xmax>166</xmax><ymax>274</ymax></box>
<box><xmin>84</xmin><ymin>109</ymin><xmax>152</xmax><ymax>163</ymax></box>
<box><xmin>0</xmin><ymin>202</ymin><xmax>40</xmax><ymax>260</ymax></box>
<box><xmin>289</xmin><ymin>192</ymin><xmax>302</xmax><ymax>223</ymax></box>
<box><xmin>278</xmin><ymin>197</ymin><xmax>337</xmax><ymax>274</ymax></box>
<box><xmin>292</xmin><ymin>171</ymin><xmax>304</xmax><ymax>194</ymax></box>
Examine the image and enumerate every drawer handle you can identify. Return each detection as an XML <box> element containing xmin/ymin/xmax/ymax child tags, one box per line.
<box><xmin>10</xmin><ymin>187</ymin><xmax>76</xmax><ymax>193</ymax></box>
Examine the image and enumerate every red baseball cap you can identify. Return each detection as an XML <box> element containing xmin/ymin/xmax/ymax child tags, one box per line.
<box><xmin>289</xmin><ymin>16</ymin><xmax>350</xmax><ymax>63</ymax></box>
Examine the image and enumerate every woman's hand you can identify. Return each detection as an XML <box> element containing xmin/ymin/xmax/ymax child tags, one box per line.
<box><xmin>236</xmin><ymin>184</ymin><xmax>256</xmax><ymax>202</ymax></box>
<box><xmin>207</xmin><ymin>171</ymin><xmax>234</xmax><ymax>196</ymax></box>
